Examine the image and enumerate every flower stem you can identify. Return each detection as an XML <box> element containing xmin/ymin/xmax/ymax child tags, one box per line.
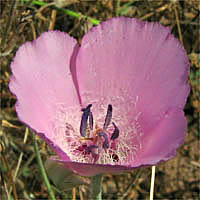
<box><xmin>33</xmin><ymin>134</ymin><xmax>56</xmax><ymax>200</ymax></box>
<box><xmin>91</xmin><ymin>174</ymin><xmax>103</xmax><ymax>200</ymax></box>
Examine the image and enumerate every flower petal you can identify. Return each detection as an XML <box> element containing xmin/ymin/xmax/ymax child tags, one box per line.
<box><xmin>76</xmin><ymin>17</ymin><xmax>190</xmax><ymax>133</ymax></box>
<box><xmin>132</xmin><ymin>109</ymin><xmax>187</xmax><ymax>166</ymax></box>
<box><xmin>9</xmin><ymin>31</ymin><xmax>80</xmax><ymax>158</ymax></box>
<box><xmin>52</xmin><ymin>108</ymin><xmax>186</xmax><ymax>176</ymax></box>
<box><xmin>49</xmin><ymin>157</ymin><xmax>133</xmax><ymax>176</ymax></box>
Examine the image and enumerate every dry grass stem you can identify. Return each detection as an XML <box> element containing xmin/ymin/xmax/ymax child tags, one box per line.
<box><xmin>1</xmin><ymin>154</ymin><xmax>18</xmax><ymax>200</ymax></box>
<box><xmin>72</xmin><ymin>187</ymin><xmax>77</xmax><ymax>200</ymax></box>
<box><xmin>49</xmin><ymin>9</ymin><xmax>57</xmax><ymax>30</ymax></box>
<box><xmin>174</xmin><ymin>4</ymin><xmax>184</xmax><ymax>46</ymax></box>
<box><xmin>13</xmin><ymin>128</ymin><xmax>29</xmax><ymax>182</ymax></box>
<box><xmin>150</xmin><ymin>166</ymin><xmax>156</xmax><ymax>200</ymax></box>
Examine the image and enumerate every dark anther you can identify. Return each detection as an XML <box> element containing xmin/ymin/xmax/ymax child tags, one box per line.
<box><xmin>86</xmin><ymin>145</ymin><xmax>98</xmax><ymax>153</ymax></box>
<box><xmin>80</xmin><ymin>104</ymin><xmax>92</xmax><ymax>137</ymax></box>
<box><xmin>85</xmin><ymin>145</ymin><xmax>99</xmax><ymax>163</ymax></box>
<box><xmin>77</xmin><ymin>144</ymin><xmax>87</xmax><ymax>151</ymax></box>
<box><xmin>81</xmin><ymin>104</ymin><xmax>92</xmax><ymax>112</ymax></box>
<box><xmin>103</xmin><ymin>104</ymin><xmax>112</xmax><ymax>130</ymax></box>
<box><xmin>112</xmin><ymin>154</ymin><xmax>119</xmax><ymax>162</ymax></box>
<box><xmin>89</xmin><ymin>111</ymin><xmax>93</xmax><ymax>130</ymax></box>
<box><xmin>98</xmin><ymin>131</ymin><xmax>109</xmax><ymax>149</ymax></box>
<box><xmin>111</xmin><ymin>122</ymin><xmax>119</xmax><ymax>141</ymax></box>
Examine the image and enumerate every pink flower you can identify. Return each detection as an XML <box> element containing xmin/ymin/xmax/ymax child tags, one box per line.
<box><xmin>9</xmin><ymin>17</ymin><xmax>190</xmax><ymax>176</ymax></box>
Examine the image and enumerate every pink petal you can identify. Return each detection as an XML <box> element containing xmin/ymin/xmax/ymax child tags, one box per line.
<box><xmin>51</xmin><ymin>108</ymin><xmax>186</xmax><ymax>176</ymax></box>
<box><xmin>50</xmin><ymin>157</ymin><xmax>133</xmax><ymax>176</ymax></box>
<box><xmin>9</xmin><ymin>31</ymin><xmax>79</xmax><ymax>159</ymax></box>
<box><xmin>132</xmin><ymin>108</ymin><xmax>187</xmax><ymax>166</ymax></box>
<box><xmin>76</xmin><ymin>17</ymin><xmax>190</xmax><ymax>134</ymax></box>
<box><xmin>9</xmin><ymin>17</ymin><xmax>190</xmax><ymax>176</ymax></box>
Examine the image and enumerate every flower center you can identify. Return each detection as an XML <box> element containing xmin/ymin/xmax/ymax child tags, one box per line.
<box><xmin>78</xmin><ymin>104</ymin><xmax>120</xmax><ymax>163</ymax></box>
<box><xmin>53</xmin><ymin>99</ymin><xmax>142</xmax><ymax>165</ymax></box>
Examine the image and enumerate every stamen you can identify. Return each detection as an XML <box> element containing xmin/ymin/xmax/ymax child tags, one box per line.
<box><xmin>89</xmin><ymin>111</ymin><xmax>93</xmax><ymax>130</ymax></box>
<box><xmin>98</xmin><ymin>131</ymin><xmax>109</xmax><ymax>149</ymax></box>
<box><xmin>80</xmin><ymin>104</ymin><xmax>92</xmax><ymax>137</ymax></box>
<box><xmin>86</xmin><ymin>145</ymin><xmax>99</xmax><ymax>163</ymax></box>
<box><xmin>111</xmin><ymin>122</ymin><xmax>119</xmax><ymax>141</ymax></box>
<box><xmin>57</xmin><ymin>100</ymin><xmax>142</xmax><ymax>165</ymax></box>
<box><xmin>86</xmin><ymin>145</ymin><xmax>98</xmax><ymax>153</ymax></box>
<box><xmin>103</xmin><ymin>104</ymin><xmax>112</xmax><ymax>130</ymax></box>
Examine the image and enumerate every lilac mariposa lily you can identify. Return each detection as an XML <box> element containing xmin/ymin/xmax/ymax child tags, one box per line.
<box><xmin>9</xmin><ymin>17</ymin><xmax>190</xmax><ymax>176</ymax></box>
